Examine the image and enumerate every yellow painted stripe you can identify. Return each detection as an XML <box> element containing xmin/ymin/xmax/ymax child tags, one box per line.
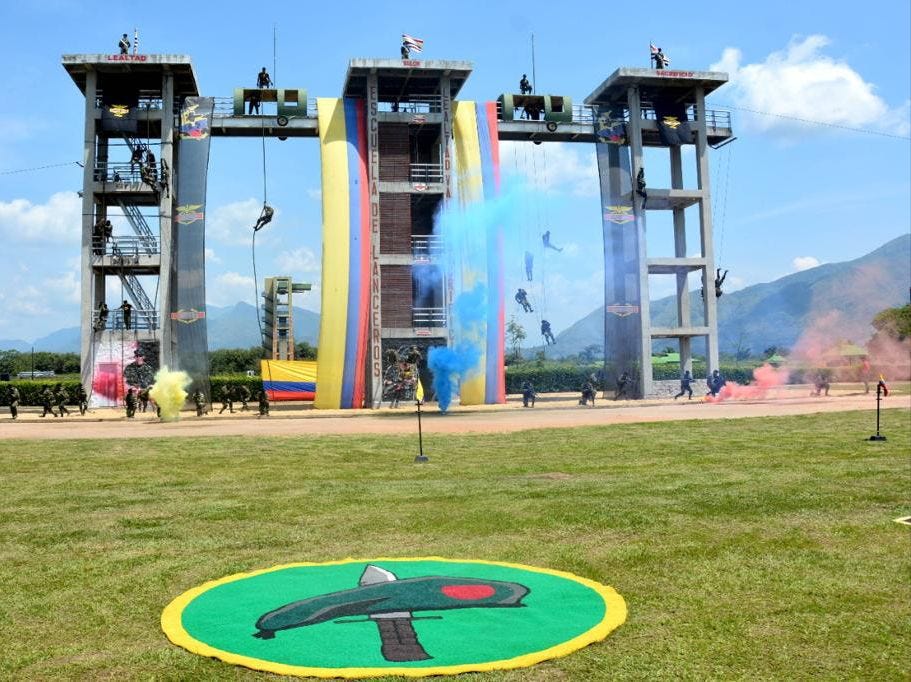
<box><xmin>161</xmin><ymin>556</ymin><xmax>627</xmax><ymax>679</ymax></box>
<box><xmin>452</xmin><ymin>101</ymin><xmax>485</xmax><ymax>405</ymax></box>
<box><xmin>314</xmin><ymin>98</ymin><xmax>350</xmax><ymax>409</ymax></box>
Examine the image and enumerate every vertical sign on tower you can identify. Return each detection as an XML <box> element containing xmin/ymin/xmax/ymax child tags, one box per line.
<box><xmin>366</xmin><ymin>75</ymin><xmax>382</xmax><ymax>405</ymax></box>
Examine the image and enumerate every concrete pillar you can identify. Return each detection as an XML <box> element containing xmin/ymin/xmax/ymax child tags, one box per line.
<box><xmin>694</xmin><ymin>86</ymin><xmax>719</xmax><ymax>373</ymax></box>
<box><xmin>626</xmin><ymin>85</ymin><xmax>652</xmax><ymax>398</ymax></box>
<box><xmin>79</xmin><ymin>69</ymin><xmax>97</xmax><ymax>393</ymax></box>
<box><xmin>670</xmin><ymin>146</ymin><xmax>691</xmax><ymax>374</ymax></box>
<box><xmin>158</xmin><ymin>72</ymin><xmax>175</xmax><ymax>370</ymax></box>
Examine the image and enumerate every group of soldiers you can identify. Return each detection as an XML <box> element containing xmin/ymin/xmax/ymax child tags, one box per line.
<box><xmin>513</xmin><ymin>291</ymin><xmax>557</xmax><ymax>347</ymax></box>
<box><xmin>9</xmin><ymin>383</ymin><xmax>90</xmax><ymax>419</ymax></box>
<box><xmin>247</xmin><ymin>67</ymin><xmax>274</xmax><ymax>115</ymax></box>
<box><xmin>215</xmin><ymin>383</ymin><xmax>270</xmax><ymax>417</ymax></box>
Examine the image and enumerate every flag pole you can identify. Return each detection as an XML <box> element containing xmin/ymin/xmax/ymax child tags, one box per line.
<box><xmin>869</xmin><ymin>381</ymin><xmax>886</xmax><ymax>441</ymax></box>
<box><xmin>531</xmin><ymin>33</ymin><xmax>536</xmax><ymax>94</ymax></box>
<box><xmin>414</xmin><ymin>396</ymin><xmax>428</xmax><ymax>462</ymax></box>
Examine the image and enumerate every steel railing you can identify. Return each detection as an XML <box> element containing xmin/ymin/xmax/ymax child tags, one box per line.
<box><xmin>411</xmin><ymin>234</ymin><xmax>443</xmax><ymax>260</ymax></box>
<box><xmin>93</xmin><ymin>308</ymin><xmax>159</xmax><ymax>331</ymax></box>
<box><xmin>212</xmin><ymin>96</ymin><xmax>319</xmax><ymax>118</ymax></box>
<box><xmin>92</xmin><ymin>161</ymin><xmax>160</xmax><ymax>185</ymax></box>
<box><xmin>497</xmin><ymin>101</ymin><xmax>731</xmax><ymax>129</ymax></box>
<box><xmin>409</xmin><ymin>163</ymin><xmax>443</xmax><ymax>184</ymax></box>
<box><xmin>379</xmin><ymin>94</ymin><xmax>443</xmax><ymax>114</ymax></box>
<box><xmin>92</xmin><ymin>235</ymin><xmax>159</xmax><ymax>259</ymax></box>
<box><xmin>413</xmin><ymin>307</ymin><xmax>447</xmax><ymax>327</ymax></box>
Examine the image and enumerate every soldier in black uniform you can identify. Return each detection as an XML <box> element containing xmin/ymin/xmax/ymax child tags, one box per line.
<box><xmin>541</xmin><ymin>319</ymin><xmax>556</xmax><ymax>345</ymax></box>
<box><xmin>54</xmin><ymin>383</ymin><xmax>70</xmax><ymax>416</ymax></box>
<box><xmin>514</xmin><ymin>288</ymin><xmax>533</xmax><ymax>313</ymax></box>
<box><xmin>652</xmin><ymin>47</ymin><xmax>669</xmax><ymax>69</ymax></box>
<box><xmin>75</xmin><ymin>384</ymin><xmax>88</xmax><ymax>415</ymax></box>
<box><xmin>674</xmin><ymin>370</ymin><xmax>694</xmax><ymax>400</ymax></box>
<box><xmin>615</xmin><ymin>371</ymin><xmax>631</xmax><ymax>400</ymax></box>
<box><xmin>125</xmin><ymin>388</ymin><xmax>137</xmax><ymax>418</ymax></box>
<box><xmin>714</xmin><ymin>269</ymin><xmax>728</xmax><ymax>298</ymax></box>
<box><xmin>237</xmin><ymin>384</ymin><xmax>252</xmax><ymax>411</ymax></box>
<box><xmin>7</xmin><ymin>385</ymin><xmax>19</xmax><ymax>420</ymax></box>
<box><xmin>542</xmin><ymin>230</ymin><xmax>563</xmax><ymax>252</ymax></box>
<box><xmin>257</xmin><ymin>67</ymin><xmax>273</xmax><ymax>89</ymax></box>
<box><xmin>519</xmin><ymin>74</ymin><xmax>532</xmax><ymax>94</ymax></box>
<box><xmin>95</xmin><ymin>301</ymin><xmax>109</xmax><ymax>331</ymax></box>
<box><xmin>521</xmin><ymin>381</ymin><xmax>535</xmax><ymax>408</ymax></box>
<box><xmin>636</xmin><ymin>167</ymin><xmax>648</xmax><ymax>209</ymax></box>
<box><xmin>253</xmin><ymin>205</ymin><xmax>274</xmax><ymax>232</ymax></box>
<box><xmin>579</xmin><ymin>381</ymin><xmax>596</xmax><ymax>406</ymax></box>
<box><xmin>119</xmin><ymin>300</ymin><xmax>133</xmax><ymax>330</ymax></box>
<box><xmin>118</xmin><ymin>33</ymin><xmax>130</xmax><ymax>54</ymax></box>
<box><xmin>218</xmin><ymin>384</ymin><xmax>234</xmax><ymax>414</ymax></box>
<box><xmin>39</xmin><ymin>385</ymin><xmax>57</xmax><ymax>417</ymax></box>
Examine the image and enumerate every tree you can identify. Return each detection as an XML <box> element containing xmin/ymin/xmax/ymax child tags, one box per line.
<box><xmin>763</xmin><ymin>346</ymin><xmax>789</xmax><ymax>358</ymax></box>
<box><xmin>506</xmin><ymin>317</ymin><xmax>526</xmax><ymax>362</ymax></box>
<box><xmin>578</xmin><ymin>344</ymin><xmax>603</xmax><ymax>363</ymax></box>
<box><xmin>871</xmin><ymin>304</ymin><xmax>911</xmax><ymax>342</ymax></box>
<box><xmin>295</xmin><ymin>341</ymin><xmax>317</xmax><ymax>360</ymax></box>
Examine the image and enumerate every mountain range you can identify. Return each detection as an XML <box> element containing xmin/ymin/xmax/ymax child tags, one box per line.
<box><xmin>2</xmin><ymin>234</ymin><xmax>908</xmax><ymax>356</ymax></box>
<box><xmin>546</xmin><ymin>233</ymin><xmax>911</xmax><ymax>357</ymax></box>
<box><xmin>0</xmin><ymin>302</ymin><xmax>320</xmax><ymax>353</ymax></box>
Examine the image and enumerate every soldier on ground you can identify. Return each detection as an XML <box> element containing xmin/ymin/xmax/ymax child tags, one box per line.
<box><xmin>674</xmin><ymin>369</ymin><xmax>694</xmax><ymax>400</ymax></box>
<box><xmin>257</xmin><ymin>67</ymin><xmax>273</xmax><ymax>89</ymax></box>
<box><xmin>253</xmin><ymin>205</ymin><xmax>274</xmax><ymax>232</ymax></box>
<box><xmin>541</xmin><ymin>319</ymin><xmax>556</xmax><ymax>345</ymax></box>
<box><xmin>515</xmin><ymin>288</ymin><xmax>533</xmax><ymax>313</ymax></box>
<box><xmin>218</xmin><ymin>384</ymin><xmax>234</xmax><ymax>414</ymax></box>
<box><xmin>542</xmin><ymin>230</ymin><xmax>563</xmax><ymax>252</ymax></box>
<box><xmin>39</xmin><ymin>385</ymin><xmax>57</xmax><ymax>418</ymax></box>
<box><xmin>810</xmin><ymin>371</ymin><xmax>830</xmax><ymax>397</ymax></box>
<box><xmin>118</xmin><ymin>33</ymin><xmax>130</xmax><ymax>54</ymax></box>
<box><xmin>615</xmin><ymin>371</ymin><xmax>631</xmax><ymax>400</ymax></box>
<box><xmin>192</xmin><ymin>390</ymin><xmax>207</xmax><ymax>416</ymax></box>
<box><xmin>707</xmin><ymin>369</ymin><xmax>726</xmax><ymax>397</ymax></box>
<box><xmin>125</xmin><ymin>388</ymin><xmax>137</xmax><ymax>418</ymax></box>
<box><xmin>119</xmin><ymin>300</ymin><xmax>133</xmax><ymax>330</ymax></box>
<box><xmin>54</xmin><ymin>383</ymin><xmax>70</xmax><ymax>417</ymax></box>
<box><xmin>519</xmin><ymin>74</ymin><xmax>532</xmax><ymax>94</ymax></box>
<box><xmin>521</xmin><ymin>381</ymin><xmax>535</xmax><ymax>408</ymax></box>
<box><xmin>75</xmin><ymin>384</ymin><xmax>88</xmax><ymax>415</ymax></box>
<box><xmin>138</xmin><ymin>386</ymin><xmax>150</xmax><ymax>413</ymax></box>
<box><xmin>258</xmin><ymin>389</ymin><xmax>270</xmax><ymax>416</ymax></box>
<box><xmin>579</xmin><ymin>381</ymin><xmax>596</xmax><ymax>406</ymax></box>
<box><xmin>7</xmin><ymin>385</ymin><xmax>20</xmax><ymax>420</ymax></box>
<box><xmin>237</xmin><ymin>384</ymin><xmax>252</xmax><ymax>411</ymax></box>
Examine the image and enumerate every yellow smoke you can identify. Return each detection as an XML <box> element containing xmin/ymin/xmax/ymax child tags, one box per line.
<box><xmin>148</xmin><ymin>366</ymin><xmax>190</xmax><ymax>422</ymax></box>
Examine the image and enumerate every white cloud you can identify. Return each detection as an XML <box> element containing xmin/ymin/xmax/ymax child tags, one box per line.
<box><xmin>711</xmin><ymin>35</ymin><xmax>910</xmax><ymax>137</ymax></box>
<box><xmin>792</xmin><ymin>256</ymin><xmax>821</xmax><ymax>271</ymax></box>
<box><xmin>306</xmin><ymin>188</ymin><xmax>322</xmax><ymax>201</ymax></box>
<box><xmin>500</xmin><ymin>142</ymin><xmax>598</xmax><ymax>197</ymax></box>
<box><xmin>208</xmin><ymin>198</ymin><xmax>278</xmax><ymax>246</ymax></box>
<box><xmin>204</xmin><ymin>247</ymin><xmax>221</xmax><ymax>264</ymax></box>
<box><xmin>0</xmin><ymin>191</ymin><xmax>81</xmax><ymax>243</ymax></box>
<box><xmin>43</xmin><ymin>269</ymin><xmax>81</xmax><ymax>304</ymax></box>
<box><xmin>274</xmin><ymin>247</ymin><xmax>320</xmax><ymax>276</ymax></box>
<box><xmin>208</xmin><ymin>271</ymin><xmax>255</xmax><ymax>306</ymax></box>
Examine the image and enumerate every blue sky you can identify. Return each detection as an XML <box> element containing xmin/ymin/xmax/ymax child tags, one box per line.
<box><xmin>0</xmin><ymin>0</ymin><xmax>908</xmax><ymax>343</ymax></box>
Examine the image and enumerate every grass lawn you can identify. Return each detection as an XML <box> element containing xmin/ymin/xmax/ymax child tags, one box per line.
<box><xmin>1</xmin><ymin>409</ymin><xmax>908</xmax><ymax>680</ymax></box>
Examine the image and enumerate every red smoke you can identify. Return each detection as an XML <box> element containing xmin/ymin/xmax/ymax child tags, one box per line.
<box><xmin>705</xmin><ymin>363</ymin><xmax>790</xmax><ymax>403</ymax></box>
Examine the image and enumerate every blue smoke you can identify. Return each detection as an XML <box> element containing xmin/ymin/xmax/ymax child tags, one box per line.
<box><xmin>428</xmin><ymin>342</ymin><xmax>481</xmax><ymax>413</ymax></box>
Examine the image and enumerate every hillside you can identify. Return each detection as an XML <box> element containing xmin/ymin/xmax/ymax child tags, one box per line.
<box><xmin>548</xmin><ymin>233</ymin><xmax>911</xmax><ymax>357</ymax></box>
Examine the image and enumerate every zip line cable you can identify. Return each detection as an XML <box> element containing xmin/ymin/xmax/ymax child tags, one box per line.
<box><xmin>715</xmin><ymin>103</ymin><xmax>911</xmax><ymax>141</ymax></box>
<box><xmin>0</xmin><ymin>161</ymin><xmax>81</xmax><ymax>175</ymax></box>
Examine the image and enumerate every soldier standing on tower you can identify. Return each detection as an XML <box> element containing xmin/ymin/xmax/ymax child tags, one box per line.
<box><xmin>519</xmin><ymin>74</ymin><xmax>532</xmax><ymax>94</ymax></box>
<box><xmin>651</xmin><ymin>45</ymin><xmax>670</xmax><ymax>69</ymax></box>
<box><xmin>118</xmin><ymin>33</ymin><xmax>131</xmax><ymax>54</ymax></box>
<box><xmin>257</xmin><ymin>67</ymin><xmax>273</xmax><ymax>89</ymax></box>
<box><xmin>119</xmin><ymin>300</ymin><xmax>133</xmax><ymax>330</ymax></box>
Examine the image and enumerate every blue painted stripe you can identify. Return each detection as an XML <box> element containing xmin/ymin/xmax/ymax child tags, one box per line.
<box><xmin>263</xmin><ymin>380</ymin><xmax>317</xmax><ymax>393</ymax></box>
<box><xmin>340</xmin><ymin>98</ymin><xmax>362</xmax><ymax>408</ymax></box>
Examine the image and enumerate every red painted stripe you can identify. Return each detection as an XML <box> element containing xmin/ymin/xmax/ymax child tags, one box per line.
<box><xmin>266</xmin><ymin>390</ymin><xmax>316</xmax><ymax>401</ymax></box>
<box><xmin>352</xmin><ymin>99</ymin><xmax>370</xmax><ymax>408</ymax></box>
<box><xmin>487</xmin><ymin>101</ymin><xmax>505</xmax><ymax>402</ymax></box>
<box><xmin>485</xmin><ymin>102</ymin><xmax>501</xmax><ymax>190</ymax></box>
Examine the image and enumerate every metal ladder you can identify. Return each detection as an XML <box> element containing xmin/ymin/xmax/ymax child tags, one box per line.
<box><xmin>116</xmin><ymin>198</ymin><xmax>157</xmax><ymax>255</ymax></box>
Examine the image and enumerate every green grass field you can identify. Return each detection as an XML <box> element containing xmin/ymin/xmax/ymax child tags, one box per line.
<box><xmin>2</xmin><ymin>409</ymin><xmax>909</xmax><ymax>680</ymax></box>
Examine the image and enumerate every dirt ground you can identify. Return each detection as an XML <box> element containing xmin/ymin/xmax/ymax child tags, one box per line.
<box><xmin>1</xmin><ymin>385</ymin><xmax>906</xmax><ymax>441</ymax></box>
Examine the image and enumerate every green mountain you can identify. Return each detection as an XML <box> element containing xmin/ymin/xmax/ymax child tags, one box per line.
<box><xmin>548</xmin><ymin>233</ymin><xmax>911</xmax><ymax>358</ymax></box>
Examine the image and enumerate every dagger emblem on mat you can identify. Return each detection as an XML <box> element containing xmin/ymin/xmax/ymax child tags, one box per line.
<box><xmin>253</xmin><ymin>564</ymin><xmax>529</xmax><ymax>662</ymax></box>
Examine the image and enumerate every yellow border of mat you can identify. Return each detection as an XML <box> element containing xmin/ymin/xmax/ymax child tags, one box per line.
<box><xmin>161</xmin><ymin>556</ymin><xmax>627</xmax><ymax>679</ymax></box>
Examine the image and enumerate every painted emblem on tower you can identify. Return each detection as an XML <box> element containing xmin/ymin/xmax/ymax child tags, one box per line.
<box><xmin>176</xmin><ymin>204</ymin><xmax>205</xmax><ymax>225</ymax></box>
<box><xmin>603</xmin><ymin>205</ymin><xmax>635</xmax><ymax>224</ymax></box>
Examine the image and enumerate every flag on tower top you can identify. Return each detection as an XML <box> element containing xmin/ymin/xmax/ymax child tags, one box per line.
<box><xmin>650</xmin><ymin>43</ymin><xmax>659</xmax><ymax>55</ymax></box>
<box><xmin>403</xmin><ymin>34</ymin><xmax>424</xmax><ymax>53</ymax></box>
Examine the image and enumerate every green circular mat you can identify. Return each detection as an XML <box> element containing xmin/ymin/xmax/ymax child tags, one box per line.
<box><xmin>162</xmin><ymin>557</ymin><xmax>626</xmax><ymax>678</ymax></box>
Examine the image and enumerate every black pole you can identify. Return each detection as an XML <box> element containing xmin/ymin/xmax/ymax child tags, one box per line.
<box><xmin>869</xmin><ymin>382</ymin><xmax>886</xmax><ymax>441</ymax></box>
<box><xmin>30</xmin><ymin>346</ymin><xmax>34</xmax><ymax>379</ymax></box>
<box><xmin>414</xmin><ymin>398</ymin><xmax>428</xmax><ymax>462</ymax></box>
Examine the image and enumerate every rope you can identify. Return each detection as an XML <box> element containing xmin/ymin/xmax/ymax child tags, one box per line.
<box><xmin>715</xmin><ymin>102</ymin><xmax>911</xmax><ymax>141</ymax></box>
<box><xmin>0</xmin><ymin>161</ymin><xmax>81</xmax><ymax>175</ymax></box>
<box><xmin>717</xmin><ymin>144</ymin><xmax>733</xmax><ymax>266</ymax></box>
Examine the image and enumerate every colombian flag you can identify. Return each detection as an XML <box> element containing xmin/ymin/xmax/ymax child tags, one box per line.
<box><xmin>878</xmin><ymin>374</ymin><xmax>889</xmax><ymax>397</ymax></box>
<box><xmin>261</xmin><ymin>360</ymin><xmax>317</xmax><ymax>401</ymax></box>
